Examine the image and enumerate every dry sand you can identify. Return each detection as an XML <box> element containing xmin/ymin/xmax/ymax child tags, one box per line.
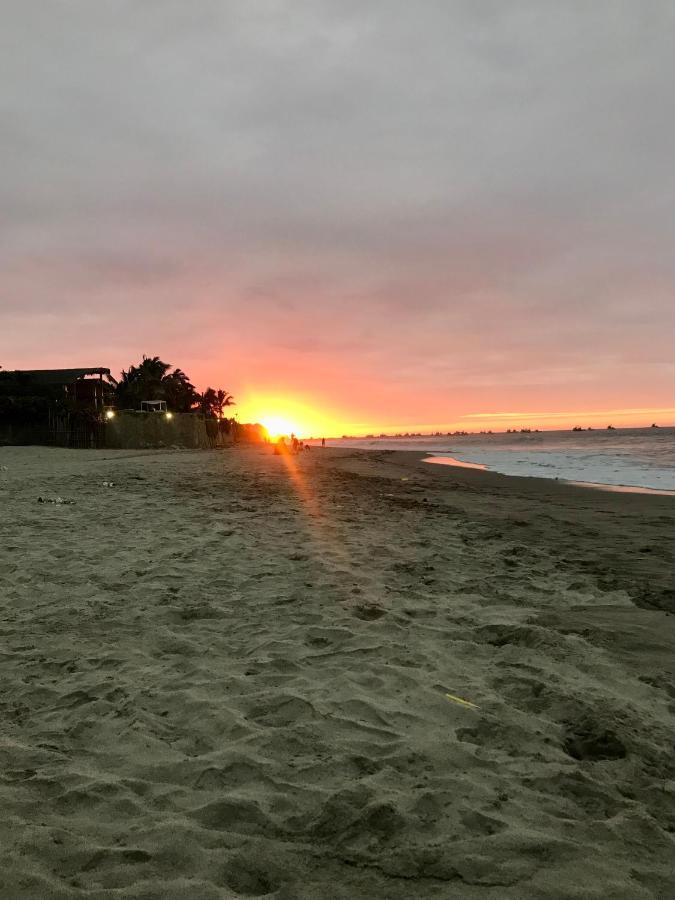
<box><xmin>0</xmin><ymin>444</ymin><xmax>674</xmax><ymax>899</ymax></box>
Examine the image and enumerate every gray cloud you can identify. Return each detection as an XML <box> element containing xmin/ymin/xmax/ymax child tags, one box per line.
<box><xmin>1</xmin><ymin>1</ymin><xmax>674</xmax><ymax>418</ymax></box>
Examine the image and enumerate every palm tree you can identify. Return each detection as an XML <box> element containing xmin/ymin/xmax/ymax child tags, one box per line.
<box><xmin>163</xmin><ymin>368</ymin><xmax>200</xmax><ymax>413</ymax></box>
<box><xmin>199</xmin><ymin>387</ymin><xmax>235</xmax><ymax>418</ymax></box>
<box><xmin>115</xmin><ymin>356</ymin><xmax>200</xmax><ymax>412</ymax></box>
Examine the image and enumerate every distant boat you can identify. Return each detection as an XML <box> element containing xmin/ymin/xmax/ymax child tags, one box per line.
<box><xmin>607</xmin><ymin>425</ymin><xmax>615</xmax><ymax>430</ymax></box>
<box><xmin>651</xmin><ymin>423</ymin><xmax>659</xmax><ymax>428</ymax></box>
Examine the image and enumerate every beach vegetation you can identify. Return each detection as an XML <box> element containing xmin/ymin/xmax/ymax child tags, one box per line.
<box><xmin>115</xmin><ymin>356</ymin><xmax>235</xmax><ymax>417</ymax></box>
<box><xmin>199</xmin><ymin>387</ymin><xmax>235</xmax><ymax>419</ymax></box>
<box><xmin>115</xmin><ymin>356</ymin><xmax>202</xmax><ymax>413</ymax></box>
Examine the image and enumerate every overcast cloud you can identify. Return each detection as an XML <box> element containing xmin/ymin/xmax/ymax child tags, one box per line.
<box><xmin>2</xmin><ymin>1</ymin><xmax>674</xmax><ymax>427</ymax></box>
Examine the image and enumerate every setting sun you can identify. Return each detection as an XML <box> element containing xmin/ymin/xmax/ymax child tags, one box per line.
<box><xmin>236</xmin><ymin>392</ymin><xmax>343</xmax><ymax>440</ymax></box>
<box><xmin>258</xmin><ymin>414</ymin><xmax>299</xmax><ymax>440</ymax></box>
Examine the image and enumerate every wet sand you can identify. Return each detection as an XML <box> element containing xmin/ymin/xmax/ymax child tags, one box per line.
<box><xmin>0</xmin><ymin>445</ymin><xmax>674</xmax><ymax>898</ymax></box>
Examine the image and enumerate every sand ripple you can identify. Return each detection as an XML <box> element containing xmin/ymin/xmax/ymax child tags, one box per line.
<box><xmin>0</xmin><ymin>446</ymin><xmax>673</xmax><ymax>898</ymax></box>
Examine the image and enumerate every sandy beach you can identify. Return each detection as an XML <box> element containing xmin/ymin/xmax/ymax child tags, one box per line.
<box><xmin>1</xmin><ymin>445</ymin><xmax>674</xmax><ymax>899</ymax></box>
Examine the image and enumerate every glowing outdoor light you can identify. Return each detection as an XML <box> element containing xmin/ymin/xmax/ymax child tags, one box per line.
<box><xmin>165</xmin><ymin>412</ymin><xmax>173</xmax><ymax>420</ymax></box>
<box><xmin>105</xmin><ymin>409</ymin><xmax>115</xmax><ymax>420</ymax></box>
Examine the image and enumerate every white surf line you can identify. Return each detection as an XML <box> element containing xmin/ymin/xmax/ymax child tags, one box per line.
<box><xmin>424</xmin><ymin>456</ymin><xmax>675</xmax><ymax>495</ymax></box>
<box><xmin>566</xmin><ymin>481</ymin><xmax>675</xmax><ymax>497</ymax></box>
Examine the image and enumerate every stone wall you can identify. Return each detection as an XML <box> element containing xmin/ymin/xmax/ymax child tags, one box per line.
<box><xmin>104</xmin><ymin>411</ymin><xmax>214</xmax><ymax>449</ymax></box>
<box><xmin>0</xmin><ymin>411</ymin><xmax>236</xmax><ymax>449</ymax></box>
<box><xmin>0</xmin><ymin>423</ymin><xmax>48</xmax><ymax>446</ymax></box>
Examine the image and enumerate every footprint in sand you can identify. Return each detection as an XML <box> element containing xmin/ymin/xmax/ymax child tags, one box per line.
<box><xmin>219</xmin><ymin>853</ymin><xmax>282</xmax><ymax>897</ymax></box>
<box><xmin>353</xmin><ymin>604</ymin><xmax>386</xmax><ymax>621</ymax></box>
<box><xmin>563</xmin><ymin>718</ymin><xmax>627</xmax><ymax>761</ymax></box>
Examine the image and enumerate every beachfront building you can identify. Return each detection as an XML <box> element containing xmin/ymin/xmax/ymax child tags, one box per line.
<box><xmin>0</xmin><ymin>367</ymin><xmax>116</xmax><ymax>447</ymax></box>
<box><xmin>10</xmin><ymin>367</ymin><xmax>115</xmax><ymax>409</ymax></box>
<box><xmin>0</xmin><ymin>367</ymin><xmax>245</xmax><ymax>450</ymax></box>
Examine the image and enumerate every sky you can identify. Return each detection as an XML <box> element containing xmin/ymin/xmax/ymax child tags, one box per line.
<box><xmin>2</xmin><ymin>1</ymin><xmax>675</xmax><ymax>435</ymax></box>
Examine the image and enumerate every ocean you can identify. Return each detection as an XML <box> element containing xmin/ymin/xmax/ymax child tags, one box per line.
<box><xmin>329</xmin><ymin>427</ymin><xmax>675</xmax><ymax>493</ymax></box>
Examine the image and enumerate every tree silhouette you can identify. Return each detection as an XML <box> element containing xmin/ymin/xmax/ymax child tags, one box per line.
<box><xmin>163</xmin><ymin>368</ymin><xmax>200</xmax><ymax>413</ymax></box>
<box><xmin>199</xmin><ymin>387</ymin><xmax>235</xmax><ymax>418</ymax></box>
<box><xmin>115</xmin><ymin>356</ymin><xmax>200</xmax><ymax>412</ymax></box>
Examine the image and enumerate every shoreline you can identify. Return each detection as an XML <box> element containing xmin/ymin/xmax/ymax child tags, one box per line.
<box><xmin>321</xmin><ymin>447</ymin><xmax>675</xmax><ymax>612</ymax></box>
<box><xmin>565</xmin><ymin>479</ymin><xmax>675</xmax><ymax>497</ymax></box>
<box><xmin>326</xmin><ymin>428</ymin><xmax>675</xmax><ymax>495</ymax></box>
<box><xmin>329</xmin><ymin>445</ymin><xmax>675</xmax><ymax>509</ymax></box>
<box><xmin>422</xmin><ymin>452</ymin><xmax>675</xmax><ymax>497</ymax></box>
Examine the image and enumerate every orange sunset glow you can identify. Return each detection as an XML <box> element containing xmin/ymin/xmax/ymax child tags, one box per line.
<box><xmin>237</xmin><ymin>395</ymin><xmax>343</xmax><ymax>440</ymax></box>
<box><xmin>236</xmin><ymin>397</ymin><xmax>675</xmax><ymax>440</ymax></box>
<box><xmin>258</xmin><ymin>415</ymin><xmax>299</xmax><ymax>440</ymax></box>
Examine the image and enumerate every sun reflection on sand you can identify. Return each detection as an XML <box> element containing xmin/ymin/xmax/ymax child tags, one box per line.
<box><xmin>275</xmin><ymin>448</ymin><xmax>321</xmax><ymax>518</ymax></box>
<box><xmin>272</xmin><ymin>446</ymin><xmax>357</xmax><ymax>578</ymax></box>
